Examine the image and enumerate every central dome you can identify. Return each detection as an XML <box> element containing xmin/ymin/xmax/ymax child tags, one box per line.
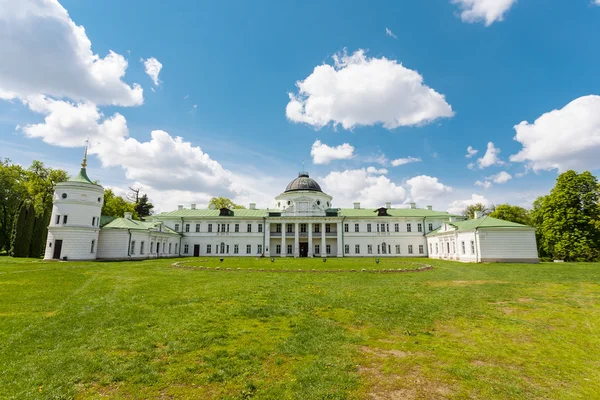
<box><xmin>285</xmin><ymin>172</ymin><xmax>322</xmax><ymax>192</ymax></box>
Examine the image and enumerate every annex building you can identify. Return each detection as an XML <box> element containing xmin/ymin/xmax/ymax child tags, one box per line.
<box><xmin>44</xmin><ymin>153</ymin><xmax>539</xmax><ymax>263</ymax></box>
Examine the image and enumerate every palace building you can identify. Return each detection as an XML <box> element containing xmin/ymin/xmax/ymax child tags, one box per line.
<box><xmin>44</xmin><ymin>153</ymin><xmax>539</xmax><ymax>263</ymax></box>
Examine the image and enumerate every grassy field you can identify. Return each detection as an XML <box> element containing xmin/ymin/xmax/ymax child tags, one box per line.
<box><xmin>0</xmin><ymin>257</ymin><xmax>599</xmax><ymax>399</ymax></box>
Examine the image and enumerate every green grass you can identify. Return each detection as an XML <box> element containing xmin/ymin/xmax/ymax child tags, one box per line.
<box><xmin>1</xmin><ymin>256</ymin><xmax>599</xmax><ymax>399</ymax></box>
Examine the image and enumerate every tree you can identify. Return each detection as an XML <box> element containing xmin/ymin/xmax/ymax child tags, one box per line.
<box><xmin>531</xmin><ymin>170</ymin><xmax>600</xmax><ymax>261</ymax></box>
<box><xmin>0</xmin><ymin>160</ymin><xmax>27</xmax><ymax>253</ymax></box>
<box><xmin>135</xmin><ymin>194</ymin><xmax>154</xmax><ymax>219</ymax></box>
<box><xmin>102</xmin><ymin>189</ymin><xmax>138</xmax><ymax>219</ymax></box>
<box><xmin>462</xmin><ymin>203</ymin><xmax>493</xmax><ymax>219</ymax></box>
<box><xmin>489</xmin><ymin>204</ymin><xmax>531</xmax><ymax>225</ymax></box>
<box><xmin>209</xmin><ymin>197</ymin><xmax>245</xmax><ymax>210</ymax></box>
<box><xmin>29</xmin><ymin>208</ymin><xmax>51</xmax><ymax>258</ymax></box>
<box><xmin>9</xmin><ymin>200</ymin><xmax>35</xmax><ymax>257</ymax></box>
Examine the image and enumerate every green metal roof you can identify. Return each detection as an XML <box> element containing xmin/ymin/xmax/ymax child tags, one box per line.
<box><xmin>427</xmin><ymin>216</ymin><xmax>532</xmax><ymax>235</ymax></box>
<box><xmin>339</xmin><ymin>208</ymin><xmax>459</xmax><ymax>218</ymax></box>
<box><xmin>157</xmin><ymin>209</ymin><xmax>267</xmax><ymax>218</ymax></box>
<box><xmin>100</xmin><ymin>215</ymin><xmax>117</xmax><ymax>227</ymax></box>
<box><xmin>68</xmin><ymin>167</ymin><xmax>101</xmax><ymax>186</ymax></box>
<box><xmin>103</xmin><ymin>218</ymin><xmax>180</xmax><ymax>234</ymax></box>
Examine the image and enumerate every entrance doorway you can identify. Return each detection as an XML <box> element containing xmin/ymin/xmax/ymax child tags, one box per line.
<box><xmin>299</xmin><ymin>242</ymin><xmax>308</xmax><ymax>257</ymax></box>
<box><xmin>193</xmin><ymin>244</ymin><xmax>200</xmax><ymax>257</ymax></box>
<box><xmin>53</xmin><ymin>240</ymin><xmax>63</xmax><ymax>259</ymax></box>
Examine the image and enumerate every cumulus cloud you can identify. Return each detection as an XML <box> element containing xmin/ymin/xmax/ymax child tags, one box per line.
<box><xmin>286</xmin><ymin>49</ymin><xmax>454</xmax><ymax>130</ymax></box>
<box><xmin>510</xmin><ymin>95</ymin><xmax>600</xmax><ymax>172</ymax></box>
<box><xmin>405</xmin><ymin>175</ymin><xmax>452</xmax><ymax>201</ymax></box>
<box><xmin>477</xmin><ymin>142</ymin><xmax>504</xmax><ymax>169</ymax></box>
<box><xmin>391</xmin><ymin>156</ymin><xmax>422</xmax><ymax>167</ymax></box>
<box><xmin>366</xmin><ymin>166</ymin><xmax>388</xmax><ymax>175</ymax></box>
<box><xmin>0</xmin><ymin>0</ymin><xmax>142</xmax><ymax>106</ymax></box>
<box><xmin>310</xmin><ymin>139</ymin><xmax>355</xmax><ymax>164</ymax></box>
<box><xmin>489</xmin><ymin>171</ymin><xmax>512</xmax><ymax>183</ymax></box>
<box><xmin>465</xmin><ymin>146</ymin><xmax>478</xmax><ymax>158</ymax></box>
<box><xmin>467</xmin><ymin>162</ymin><xmax>476</xmax><ymax>170</ymax></box>
<box><xmin>385</xmin><ymin>28</ymin><xmax>397</xmax><ymax>39</ymax></box>
<box><xmin>447</xmin><ymin>194</ymin><xmax>492</xmax><ymax>215</ymax></box>
<box><xmin>475</xmin><ymin>180</ymin><xmax>492</xmax><ymax>189</ymax></box>
<box><xmin>451</xmin><ymin>0</ymin><xmax>518</xmax><ymax>26</ymax></box>
<box><xmin>142</xmin><ymin>57</ymin><xmax>162</xmax><ymax>86</ymax></box>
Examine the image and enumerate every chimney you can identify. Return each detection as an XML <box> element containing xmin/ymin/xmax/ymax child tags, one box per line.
<box><xmin>385</xmin><ymin>202</ymin><xmax>391</xmax><ymax>209</ymax></box>
<box><xmin>191</xmin><ymin>204</ymin><xmax>196</xmax><ymax>210</ymax></box>
<box><xmin>353</xmin><ymin>202</ymin><xmax>360</xmax><ymax>209</ymax></box>
<box><xmin>124</xmin><ymin>212</ymin><xmax>132</xmax><ymax>220</ymax></box>
<box><xmin>426</xmin><ymin>205</ymin><xmax>432</xmax><ymax>210</ymax></box>
<box><xmin>410</xmin><ymin>202</ymin><xmax>416</xmax><ymax>209</ymax></box>
<box><xmin>249</xmin><ymin>203</ymin><xmax>256</xmax><ymax>210</ymax></box>
<box><xmin>474</xmin><ymin>210</ymin><xmax>483</xmax><ymax>219</ymax></box>
<box><xmin>177</xmin><ymin>205</ymin><xmax>183</xmax><ymax>210</ymax></box>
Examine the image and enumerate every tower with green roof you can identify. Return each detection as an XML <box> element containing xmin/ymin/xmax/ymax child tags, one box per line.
<box><xmin>44</xmin><ymin>145</ymin><xmax>104</xmax><ymax>261</ymax></box>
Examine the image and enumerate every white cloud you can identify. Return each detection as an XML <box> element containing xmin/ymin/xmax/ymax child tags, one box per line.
<box><xmin>467</xmin><ymin>162</ymin><xmax>476</xmax><ymax>170</ymax></box>
<box><xmin>477</xmin><ymin>142</ymin><xmax>504</xmax><ymax>169</ymax></box>
<box><xmin>142</xmin><ymin>57</ymin><xmax>162</xmax><ymax>86</ymax></box>
<box><xmin>510</xmin><ymin>95</ymin><xmax>600</xmax><ymax>172</ymax></box>
<box><xmin>465</xmin><ymin>145</ymin><xmax>478</xmax><ymax>158</ymax></box>
<box><xmin>321</xmin><ymin>168</ymin><xmax>406</xmax><ymax>207</ymax></box>
<box><xmin>310</xmin><ymin>139</ymin><xmax>355</xmax><ymax>164</ymax></box>
<box><xmin>451</xmin><ymin>0</ymin><xmax>518</xmax><ymax>26</ymax></box>
<box><xmin>447</xmin><ymin>194</ymin><xmax>492</xmax><ymax>215</ymax></box>
<box><xmin>489</xmin><ymin>171</ymin><xmax>512</xmax><ymax>183</ymax></box>
<box><xmin>286</xmin><ymin>49</ymin><xmax>454</xmax><ymax>130</ymax></box>
<box><xmin>0</xmin><ymin>0</ymin><xmax>142</xmax><ymax>106</ymax></box>
<box><xmin>385</xmin><ymin>28</ymin><xmax>398</xmax><ymax>39</ymax></box>
<box><xmin>595</xmin><ymin>0</ymin><xmax>600</xmax><ymax>5</ymax></box>
<box><xmin>366</xmin><ymin>166</ymin><xmax>388</xmax><ymax>175</ymax></box>
<box><xmin>391</xmin><ymin>156</ymin><xmax>422</xmax><ymax>167</ymax></box>
<box><xmin>405</xmin><ymin>175</ymin><xmax>452</xmax><ymax>201</ymax></box>
<box><xmin>475</xmin><ymin>180</ymin><xmax>492</xmax><ymax>189</ymax></box>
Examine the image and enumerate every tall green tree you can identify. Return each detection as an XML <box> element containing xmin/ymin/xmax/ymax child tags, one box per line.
<box><xmin>209</xmin><ymin>197</ymin><xmax>245</xmax><ymax>210</ymax></box>
<box><xmin>29</xmin><ymin>208</ymin><xmax>51</xmax><ymax>258</ymax></box>
<box><xmin>489</xmin><ymin>204</ymin><xmax>531</xmax><ymax>225</ymax></box>
<box><xmin>10</xmin><ymin>200</ymin><xmax>35</xmax><ymax>257</ymax></box>
<box><xmin>0</xmin><ymin>160</ymin><xmax>27</xmax><ymax>253</ymax></box>
<box><xmin>462</xmin><ymin>203</ymin><xmax>493</xmax><ymax>219</ymax></box>
<box><xmin>102</xmin><ymin>189</ymin><xmax>138</xmax><ymax>219</ymax></box>
<box><xmin>135</xmin><ymin>194</ymin><xmax>154</xmax><ymax>219</ymax></box>
<box><xmin>531</xmin><ymin>170</ymin><xmax>600</xmax><ymax>261</ymax></box>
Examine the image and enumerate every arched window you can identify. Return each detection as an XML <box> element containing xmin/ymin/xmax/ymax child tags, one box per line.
<box><xmin>220</xmin><ymin>242</ymin><xmax>225</xmax><ymax>254</ymax></box>
<box><xmin>381</xmin><ymin>242</ymin><xmax>387</xmax><ymax>254</ymax></box>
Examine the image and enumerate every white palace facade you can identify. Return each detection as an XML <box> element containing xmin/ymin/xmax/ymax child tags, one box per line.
<box><xmin>44</xmin><ymin>154</ymin><xmax>539</xmax><ymax>263</ymax></box>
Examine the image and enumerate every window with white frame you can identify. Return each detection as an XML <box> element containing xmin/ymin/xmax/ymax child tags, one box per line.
<box><xmin>276</xmin><ymin>224</ymin><xmax>282</xmax><ymax>233</ymax></box>
<box><xmin>234</xmin><ymin>244</ymin><xmax>239</xmax><ymax>254</ymax></box>
<box><xmin>355</xmin><ymin>244</ymin><xmax>360</xmax><ymax>254</ymax></box>
<box><xmin>435</xmin><ymin>243</ymin><xmax>438</xmax><ymax>254</ymax></box>
<box><xmin>258</xmin><ymin>224</ymin><xmax>263</xmax><ymax>233</ymax></box>
<box><xmin>461</xmin><ymin>241</ymin><xmax>466</xmax><ymax>254</ymax></box>
<box><xmin>246</xmin><ymin>244</ymin><xmax>251</xmax><ymax>254</ymax></box>
<box><xmin>257</xmin><ymin>244</ymin><xmax>262</xmax><ymax>254</ymax></box>
<box><xmin>287</xmin><ymin>244</ymin><xmax>293</xmax><ymax>254</ymax></box>
<box><xmin>395</xmin><ymin>223</ymin><xmax>399</xmax><ymax>232</ymax></box>
<box><xmin>368</xmin><ymin>245</ymin><xmax>373</xmax><ymax>254</ymax></box>
<box><xmin>408</xmin><ymin>245</ymin><xmax>413</xmax><ymax>254</ymax></box>
<box><xmin>419</xmin><ymin>245</ymin><xmax>424</xmax><ymax>254</ymax></box>
<box><xmin>314</xmin><ymin>224</ymin><xmax>320</xmax><ymax>233</ymax></box>
<box><xmin>140</xmin><ymin>241</ymin><xmax>145</xmax><ymax>254</ymax></box>
<box><xmin>315</xmin><ymin>244</ymin><xmax>320</xmax><ymax>254</ymax></box>
<box><xmin>417</xmin><ymin>223</ymin><xmax>422</xmax><ymax>232</ymax></box>
<box><xmin>195</xmin><ymin>224</ymin><xmax>200</xmax><ymax>232</ymax></box>
<box><xmin>367</xmin><ymin>223</ymin><xmax>371</xmax><ymax>232</ymax></box>
<box><xmin>396</xmin><ymin>245</ymin><xmax>401</xmax><ymax>254</ymax></box>
<box><xmin>56</xmin><ymin>215</ymin><xmax>61</xmax><ymax>224</ymax></box>
<box><xmin>92</xmin><ymin>217</ymin><xmax>96</xmax><ymax>227</ymax></box>
<box><xmin>169</xmin><ymin>243</ymin><xmax>172</xmax><ymax>254</ymax></box>
<box><xmin>430</xmin><ymin>243</ymin><xmax>433</xmax><ymax>254</ymax></box>
<box><xmin>325</xmin><ymin>224</ymin><xmax>331</xmax><ymax>233</ymax></box>
<box><xmin>235</xmin><ymin>224</ymin><xmax>239</xmax><ymax>232</ymax></box>
<box><xmin>428</xmin><ymin>223</ymin><xmax>433</xmax><ymax>232</ymax></box>
<box><xmin>63</xmin><ymin>215</ymin><xmax>68</xmax><ymax>224</ymax></box>
<box><xmin>276</xmin><ymin>244</ymin><xmax>281</xmax><ymax>254</ymax></box>
<box><xmin>344</xmin><ymin>224</ymin><xmax>349</xmax><ymax>233</ymax></box>
<box><xmin>90</xmin><ymin>240</ymin><xmax>95</xmax><ymax>253</ymax></box>
<box><xmin>175</xmin><ymin>223</ymin><xmax>180</xmax><ymax>232</ymax></box>
<box><xmin>163</xmin><ymin>242</ymin><xmax>166</xmax><ymax>253</ymax></box>
<box><xmin>151</xmin><ymin>242</ymin><xmax>154</xmax><ymax>253</ymax></box>
<box><xmin>185</xmin><ymin>224</ymin><xmax>190</xmax><ymax>232</ymax></box>
<box><xmin>377</xmin><ymin>245</ymin><xmax>380</xmax><ymax>254</ymax></box>
<box><xmin>452</xmin><ymin>242</ymin><xmax>456</xmax><ymax>254</ymax></box>
<box><xmin>206</xmin><ymin>244</ymin><xmax>210</xmax><ymax>254</ymax></box>
<box><xmin>287</xmin><ymin>224</ymin><xmax>292</xmax><ymax>233</ymax></box>
<box><xmin>208</xmin><ymin>223</ymin><xmax>212</xmax><ymax>233</ymax></box>
<box><xmin>326</xmin><ymin>244</ymin><xmax>331</xmax><ymax>254</ymax></box>
<box><xmin>407</xmin><ymin>223</ymin><xmax>411</xmax><ymax>232</ymax></box>
<box><xmin>301</xmin><ymin>224</ymin><xmax>307</xmax><ymax>233</ymax></box>
<box><xmin>130</xmin><ymin>241</ymin><xmax>136</xmax><ymax>255</ymax></box>
<box><xmin>345</xmin><ymin>244</ymin><xmax>349</xmax><ymax>254</ymax></box>
<box><xmin>175</xmin><ymin>244</ymin><xmax>178</xmax><ymax>254</ymax></box>
<box><xmin>471</xmin><ymin>241</ymin><xmax>475</xmax><ymax>254</ymax></box>
<box><xmin>247</xmin><ymin>223</ymin><xmax>252</xmax><ymax>232</ymax></box>
<box><xmin>354</xmin><ymin>223</ymin><xmax>359</xmax><ymax>232</ymax></box>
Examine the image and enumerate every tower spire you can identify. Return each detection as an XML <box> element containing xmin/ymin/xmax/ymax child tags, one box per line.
<box><xmin>82</xmin><ymin>139</ymin><xmax>89</xmax><ymax>168</ymax></box>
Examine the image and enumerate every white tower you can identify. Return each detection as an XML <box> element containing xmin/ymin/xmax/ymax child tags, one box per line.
<box><xmin>44</xmin><ymin>146</ymin><xmax>104</xmax><ymax>261</ymax></box>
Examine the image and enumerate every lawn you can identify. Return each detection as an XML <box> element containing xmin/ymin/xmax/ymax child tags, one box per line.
<box><xmin>0</xmin><ymin>257</ymin><xmax>599</xmax><ymax>399</ymax></box>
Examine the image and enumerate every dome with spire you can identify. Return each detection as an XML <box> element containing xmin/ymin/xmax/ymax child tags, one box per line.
<box><xmin>284</xmin><ymin>172</ymin><xmax>322</xmax><ymax>193</ymax></box>
<box><xmin>68</xmin><ymin>141</ymin><xmax>102</xmax><ymax>187</ymax></box>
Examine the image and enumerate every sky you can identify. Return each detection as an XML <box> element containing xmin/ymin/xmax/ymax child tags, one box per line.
<box><xmin>1</xmin><ymin>0</ymin><xmax>599</xmax><ymax>213</ymax></box>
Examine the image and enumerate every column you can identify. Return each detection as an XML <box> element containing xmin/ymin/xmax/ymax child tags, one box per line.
<box><xmin>336</xmin><ymin>221</ymin><xmax>343</xmax><ymax>257</ymax></box>
<box><xmin>281</xmin><ymin>222</ymin><xmax>286</xmax><ymax>257</ymax></box>
<box><xmin>294</xmin><ymin>222</ymin><xmax>300</xmax><ymax>258</ymax></box>
<box><xmin>321</xmin><ymin>222</ymin><xmax>326</xmax><ymax>258</ymax></box>
<box><xmin>264</xmin><ymin>222</ymin><xmax>270</xmax><ymax>256</ymax></box>
<box><xmin>307</xmin><ymin>222</ymin><xmax>313</xmax><ymax>257</ymax></box>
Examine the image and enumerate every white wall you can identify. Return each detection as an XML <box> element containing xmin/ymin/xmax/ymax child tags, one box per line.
<box><xmin>44</xmin><ymin>228</ymin><xmax>100</xmax><ymax>261</ymax></box>
<box><xmin>478</xmin><ymin>229</ymin><xmax>538</xmax><ymax>262</ymax></box>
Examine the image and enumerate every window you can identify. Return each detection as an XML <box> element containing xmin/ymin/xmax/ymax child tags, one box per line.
<box><xmin>345</xmin><ymin>244</ymin><xmax>349</xmax><ymax>254</ymax></box>
<box><xmin>471</xmin><ymin>241</ymin><xmax>475</xmax><ymax>254</ymax></box>
<box><xmin>150</xmin><ymin>242</ymin><xmax>154</xmax><ymax>253</ymax></box>
<box><xmin>408</xmin><ymin>245</ymin><xmax>413</xmax><ymax>254</ymax></box>
<box><xmin>419</xmin><ymin>245</ymin><xmax>424</xmax><ymax>254</ymax></box>
<box><xmin>344</xmin><ymin>223</ymin><xmax>349</xmax><ymax>233</ymax></box>
<box><xmin>355</xmin><ymin>244</ymin><xmax>360</xmax><ymax>254</ymax></box>
<box><xmin>175</xmin><ymin>244</ymin><xmax>178</xmax><ymax>254</ymax></box>
<box><xmin>287</xmin><ymin>244</ymin><xmax>293</xmax><ymax>254</ymax></box>
<box><xmin>395</xmin><ymin>223</ymin><xmax>399</xmax><ymax>232</ymax></box>
<box><xmin>326</xmin><ymin>244</ymin><xmax>331</xmax><ymax>254</ymax></box>
<box><xmin>452</xmin><ymin>242</ymin><xmax>456</xmax><ymax>254</ymax></box>
<box><xmin>447</xmin><ymin>242</ymin><xmax>451</xmax><ymax>254</ymax></box>
<box><xmin>276</xmin><ymin>224</ymin><xmax>282</xmax><ymax>233</ymax></box>
<box><xmin>90</xmin><ymin>240</ymin><xmax>95</xmax><ymax>253</ymax></box>
<box><xmin>387</xmin><ymin>224</ymin><xmax>390</xmax><ymax>233</ymax></box>
<box><xmin>396</xmin><ymin>245</ymin><xmax>401</xmax><ymax>254</ymax></box>
<box><xmin>63</xmin><ymin>215</ymin><xmax>68</xmax><ymax>224</ymax></box>
<box><xmin>428</xmin><ymin>223</ymin><xmax>433</xmax><ymax>232</ymax></box>
<box><xmin>287</xmin><ymin>224</ymin><xmax>292</xmax><ymax>233</ymax></box>
<box><xmin>206</xmin><ymin>244</ymin><xmax>210</xmax><ymax>254</ymax></box>
<box><xmin>246</xmin><ymin>244</ymin><xmax>251</xmax><ymax>254</ymax></box>
<box><xmin>430</xmin><ymin>243</ymin><xmax>432</xmax><ymax>254</ymax></box>
<box><xmin>235</xmin><ymin>224</ymin><xmax>239</xmax><ymax>232</ymax></box>
<box><xmin>257</xmin><ymin>244</ymin><xmax>263</xmax><ymax>254</ymax></box>
<box><xmin>300</xmin><ymin>224</ymin><xmax>307</xmax><ymax>233</ymax></box>
<box><xmin>276</xmin><ymin>244</ymin><xmax>281</xmax><ymax>254</ymax></box>
<box><xmin>234</xmin><ymin>244</ymin><xmax>239</xmax><ymax>254</ymax></box>
<box><xmin>376</xmin><ymin>224</ymin><xmax>379</xmax><ymax>233</ymax></box>
<box><xmin>221</xmin><ymin>223</ymin><xmax>226</xmax><ymax>233</ymax></box>
<box><xmin>381</xmin><ymin>243</ymin><xmax>386</xmax><ymax>254</ymax></box>
<box><xmin>314</xmin><ymin>224</ymin><xmax>320</xmax><ymax>233</ymax></box>
<box><xmin>367</xmin><ymin>223</ymin><xmax>372</xmax><ymax>233</ymax></box>
<box><xmin>325</xmin><ymin>224</ymin><xmax>331</xmax><ymax>233</ymax></box>
<box><xmin>61</xmin><ymin>192</ymin><xmax>67</xmax><ymax>199</ymax></box>
<box><xmin>195</xmin><ymin>224</ymin><xmax>200</xmax><ymax>232</ymax></box>
<box><xmin>130</xmin><ymin>241</ymin><xmax>136</xmax><ymax>255</ymax></box>
<box><xmin>163</xmin><ymin>242</ymin><xmax>166</xmax><ymax>253</ymax></box>
<box><xmin>141</xmin><ymin>241</ymin><xmax>145</xmax><ymax>254</ymax></box>
<box><xmin>175</xmin><ymin>223</ymin><xmax>180</xmax><ymax>232</ymax></box>
<box><xmin>185</xmin><ymin>224</ymin><xmax>190</xmax><ymax>232</ymax></box>
<box><xmin>368</xmin><ymin>245</ymin><xmax>373</xmax><ymax>254</ymax></box>
<box><xmin>258</xmin><ymin>224</ymin><xmax>263</xmax><ymax>233</ymax></box>
<box><xmin>315</xmin><ymin>244</ymin><xmax>320</xmax><ymax>254</ymax></box>
<box><xmin>381</xmin><ymin>223</ymin><xmax>386</xmax><ymax>232</ymax></box>
<box><xmin>208</xmin><ymin>223</ymin><xmax>213</xmax><ymax>233</ymax></box>
<box><xmin>377</xmin><ymin>245</ymin><xmax>380</xmax><ymax>254</ymax></box>
<box><xmin>56</xmin><ymin>215</ymin><xmax>60</xmax><ymax>224</ymax></box>
<box><xmin>355</xmin><ymin>223</ymin><xmax>359</xmax><ymax>232</ymax></box>
<box><xmin>407</xmin><ymin>223</ymin><xmax>411</xmax><ymax>232</ymax></box>
<box><xmin>169</xmin><ymin>243</ymin><xmax>172</xmax><ymax>254</ymax></box>
<box><xmin>92</xmin><ymin>217</ymin><xmax>96</xmax><ymax>226</ymax></box>
<box><xmin>461</xmin><ymin>241</ymin><xmax>466</xmax><ymax>254</ymax></box>
<box><xmin>435</xmin><ymin>243</ymin><xmax>439</xmax><ymax>254</ymax></box>
<box><xmin>417</xmin><ymin>223</ymin><xmax>422</xmax><ymax>233</ymax></box>
<box><xmin>247</xmin><ymin>224</ymin><xmax>252</xmax><ymax>233</ymax></box>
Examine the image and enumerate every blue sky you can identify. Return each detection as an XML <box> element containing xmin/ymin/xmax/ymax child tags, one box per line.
<box><xmin>1</xmin><ymin>0</ymin><xmax>599</xmax><ymax>212</ymax></box>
